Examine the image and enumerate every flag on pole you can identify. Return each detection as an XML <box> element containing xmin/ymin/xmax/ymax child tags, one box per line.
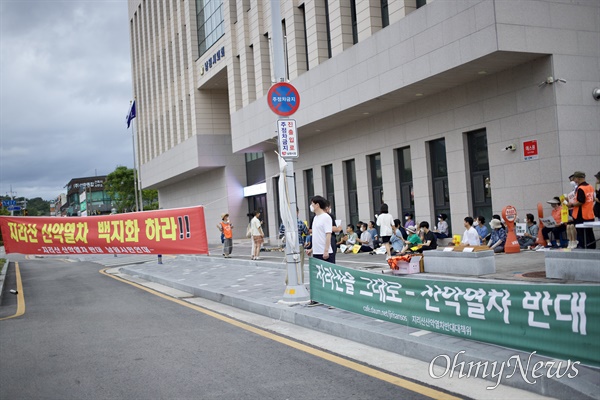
<box><xmin>126</xmin><ymin>101</ymin><xmax>136</xmax><ymax>128</ymax></box>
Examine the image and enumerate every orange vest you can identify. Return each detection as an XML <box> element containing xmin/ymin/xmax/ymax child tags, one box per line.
<box><xmin>220</xmin><ymin>222</ymin><xmax>232</xmax><ymax>239</ymax></box>
<box><xmin>573</xmin><ymin>183</ymin><xmax>595</xmax><ymax>221</ymax></box>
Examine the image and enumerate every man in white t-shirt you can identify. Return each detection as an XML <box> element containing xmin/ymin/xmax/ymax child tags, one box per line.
<box><xmin>306</xmin><ymin>195</ymin><xmax>333</xmax><ymax>261</ymax></box>
<box><xmin>461</xmin><ymin>216</ymin><xmax>480</xmax><ymax>246</ymax></box>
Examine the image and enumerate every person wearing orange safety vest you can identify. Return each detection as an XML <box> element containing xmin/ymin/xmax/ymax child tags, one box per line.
<box><xmin>570</xmin><ymin>171</ymin><xmax>596</xmax><ymax>249</ymax></box>
<box><xmin>217</xmin><ymin>213</ymin><xmax>234</xmax><ymax>257</ymax></box>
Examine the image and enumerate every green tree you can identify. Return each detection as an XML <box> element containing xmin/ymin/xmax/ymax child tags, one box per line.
<box><xmin>143</xmin><ymin>189</ymin><xmax>159</xmax><ymax>210</ymax></box>
<box><xmin>105</xmin><ymin>166</ymin><xmax>159</xmax><ymax>212</ymax></box>
<box><xmin>105</xmin><ymin>166</ymin><xmax>136</xmax><ymax>213</ymax></box>
<box><xmin>26</xmin><ymin>197</ymin><xmax>51</xmax><ymax>216</ymax></box>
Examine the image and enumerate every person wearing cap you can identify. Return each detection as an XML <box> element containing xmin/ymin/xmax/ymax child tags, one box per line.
<box><xmin>488</xmin><ymin>218</ymin><xmax>506</xmax><ymax>253</ymax></box>
<box><xmin>460</xmin><ymin>217</ymin><xmax>480</xmax><ymax>246</ymax></box>
<box><xmin>217</xmin><ymin>213</ymin><xmax>233</xmax><ymax>258</ymax></box>
<box><xmin>542</xmin><ymin>197</ymin><xmax>567</xmax><ymax>248</ymax></box>
<box><xmin>433</xmin><ymin>213</ymin><xmax>449</xmax><ymax>239</ymax></box>
<box><xmin>399</xmin><ymin>224</ymin><xmax>422</xmax><ymax>255</ymax></box>
<box><xmin>594</xmin><ymin>171</ymin><xmax>600</xmax><ymax>219</ymax></box>
<box><xmin>569</xmin><ymin>171</ymin><xmax>596</xmax><ymax>249</ymax></box>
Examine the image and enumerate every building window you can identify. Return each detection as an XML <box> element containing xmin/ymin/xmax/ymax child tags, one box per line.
<box><xmin>323</xmin><ymin>164</ymin><xmax>335</xmax><ymax>214</ymax></box>
<box><xmin>344</xmin><ymin>159</ymin><xmax>359</xmax><ymax>228</ymax></box>
<box><xmin>299</xmin><ymin>4</ymin><xmax>309</xmax><ymax>71</ymax></box>
<box><xmin>196</xmin><ymin>0</ymin><xmax>225</xmax><ymax>57</ymax></box>
<box><xmin>368</xmin><ymin>153</ymin><xmax>383</xmax><ymax>217</ymax></box>
<box><xmin>396</xmin><ymin>147</ymin><xmax>414</xmax><ymax>217</ymax></box>
<box><xmin>304</xmin><ymin>168</ymin><xmax>314</xmax><ymax>220</ymax></box>
<box><xmin>381</xmin><ymin>0</ymin><xmax>389</xmax><ymax>27</ymax></box>
<box><xmin>282</xmin><ymin>19</ymin><xmax>290</xmax><ymax>80</ymax></box>
<box><xmin>350</xmin><ymin>0</ymin><xmax>358</xmax><ymax>44</ymax></box>
<box><xmin>245</xmin><ymin>152</ymin><xmax>265</xmax><ymax>186</ymax></box>
<box><xmin>324</xmin><ymin>0</ymin><xmax>332</xmax><ymax>58</ymax></box>
<box><xmin>429</xmin><ymin>139</ymin><xmax>450</xmax><ymax>228</ymax></box>
<box><xmin>467</xmin><ymin>129</ymin><xmax>492</xmax><ymax>225</ymax></box>
<box><xmin>416</xmin><ymin>0</ymin><xmax>427</xmax><ymax>9</ymax></box>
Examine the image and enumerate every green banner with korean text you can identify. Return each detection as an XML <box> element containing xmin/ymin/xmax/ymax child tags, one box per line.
<box><xmin>309</xmin><ymin>258</ymin><xmax>600</xmax><ymax>367</ymax></box>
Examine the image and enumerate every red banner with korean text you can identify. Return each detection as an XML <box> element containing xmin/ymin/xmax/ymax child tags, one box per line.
<box><xmin>0</xmin><ymin>206</ymin><xmax>209</xmax><ymax>255</ymax></box>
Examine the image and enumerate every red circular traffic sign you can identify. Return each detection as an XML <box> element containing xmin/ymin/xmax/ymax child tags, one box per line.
<box><xmin>267</xmin><ymin>82</ymin><xmax>300</xmax><ymax>117</ymax></box>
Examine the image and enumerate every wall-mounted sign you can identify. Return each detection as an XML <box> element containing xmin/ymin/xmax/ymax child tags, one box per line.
<box><xmin>243</xmin><ymin>182</ymin><xmax>267</xmax><ymax>197</ymax></box>
<box><xmin>523</xmin><ymin>139</ymin><xmax>538</xmax><ymax>161</ymax></box>
<box><xmin>200</xmin><ymin>46</ymin><xmax>225</xmax><ymax>75</ymax></box>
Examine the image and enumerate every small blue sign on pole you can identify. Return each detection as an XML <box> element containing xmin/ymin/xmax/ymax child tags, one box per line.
<box><xmin>7</xmin><ymin>205</ymin><xmax>21</xmax><ymax>212</ymax></box>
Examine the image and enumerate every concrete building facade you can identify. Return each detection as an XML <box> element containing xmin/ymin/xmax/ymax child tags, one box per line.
<box><xmin>128</xmin><ymin>0</ymin><xmax>600</xmax><ymax>240</ymax></box>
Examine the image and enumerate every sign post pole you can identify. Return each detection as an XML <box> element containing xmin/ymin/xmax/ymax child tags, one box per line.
<box><xmin>270</xmin><ymin>0</ymin><xmax>308</xmax><ymax>303</ymax></box>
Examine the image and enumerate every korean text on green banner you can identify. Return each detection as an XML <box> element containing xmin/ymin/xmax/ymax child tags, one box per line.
<box><xmin>309</xmin><ymin>258</ymin><xmax>600</xmax><ymax>367</ymax></box>
<box><xmin>0</xmin><ymin>206</ymin><xmax>209</xmax><ymax>256</ymax></box>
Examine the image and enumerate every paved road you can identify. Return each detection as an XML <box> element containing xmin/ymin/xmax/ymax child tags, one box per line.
<box><xmin>0</xmin><ymin>258</ymin><xmax>462</xmax><ymax>400</ymax></box>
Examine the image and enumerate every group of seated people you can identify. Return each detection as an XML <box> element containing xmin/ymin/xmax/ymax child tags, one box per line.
<box><xmin>461</xmin><ymin>212</ymin><xmax>543</xmax><ymax>253</ymax></box>
<box><xmin>333</xmin><ymin>218</ymin><xmax>439</xmax><ymax>256</ymax></box>
<box><xmin>305</xmin><ymin>207</ymin><xmax>567</xmax><ymax>257</ymax></box>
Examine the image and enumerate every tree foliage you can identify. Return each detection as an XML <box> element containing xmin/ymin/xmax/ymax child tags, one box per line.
<box><xmin>27</xmin><ymin>197</ymin><xmax>51</xmax><ymax>216</ymax></box>
<box><xmin>105</xmin><ymin>166</ymin><xmax>159</xmax><ymax>212</ymax></box>
<box><xmin>105</xmin><ymin>166</ymin><xmax>136</xmax><ymax>213</ymax></box>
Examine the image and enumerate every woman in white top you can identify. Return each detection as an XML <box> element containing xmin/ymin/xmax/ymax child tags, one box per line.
<box><xmin>250</xmin><ymin>210</ymin><xmax>264</xmax><ymax>260</ymax></box>
<box><xmin>376</xmin><ymin>203</ymin><xmax>395</xmax><ymax>259</ymax></box>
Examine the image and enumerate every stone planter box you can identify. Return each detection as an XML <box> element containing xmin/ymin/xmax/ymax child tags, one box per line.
<box><xmin>545</xmin><ymin>250</ymin><xmax>600</xmax><ymax>282</ymax></box>
<box><xmin>423</xmin><ymin>249</ymin><xmax>496</xmax><ymax>275</ymax></box>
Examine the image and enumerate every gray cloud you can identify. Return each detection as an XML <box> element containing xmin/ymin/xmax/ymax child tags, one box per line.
<box><xmin>1</xmin><ymin>0</ymin><xmax>134</xmax><ymax>201</ymax></box>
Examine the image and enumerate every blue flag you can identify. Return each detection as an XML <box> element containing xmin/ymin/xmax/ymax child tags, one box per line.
<box><xmin>126</xmin><ymin>101</ymin><xmax>136</xmax><ymax>128</ymax></box>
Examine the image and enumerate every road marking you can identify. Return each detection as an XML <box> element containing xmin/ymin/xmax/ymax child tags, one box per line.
<box><xmin>100</xmin><ymin>268</ymin><xmax>461</xmax><ymax>400</ymax></box>
<box><xmin>0</xmin><ymin>262</ymin><xmax>26</xmax><ymax>321</ymax></box>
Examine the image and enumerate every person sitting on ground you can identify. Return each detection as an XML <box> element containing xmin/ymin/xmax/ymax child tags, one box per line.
<box><xmin>461</xmin><ymin>217</ymin><xmax>480</xmax><ymax>246</ymax></box>
<box><xmin>518</xmin><ymin>213</ymin><xmax>539</xmax><ymax>249</ymax></box>
<box><xmin>474</xmin><ymin>216</ymin><xmax>489</xmax><ymax>244</ymax></box>
<box><xmin>416</xmin><ymin>221</ymin><xmax>437</xmax><ymax>252</ymax></box>
<box><xmin>304</xmin><ymin>234</ymin><xmax>312</xmax><ymax>250</ymax></box>
<box><xmin>389</xmin><ymin>219</ymin><xmax>406</xmax><ymax>255</ymax></box>
<box><xmin>488</xmin><ymin>219</ymin><xmax>507</xmax><ymax>253</ymax></box>
<box><xmin>492</xmin><ymin>214</ymin><xmax>507</xmax><ymax>230</ymax></box>
<box><xmin>399</xmin><ymin>226</ymin><xmax>422</xmax><ymax>255</ymax></box>
<box><xmin>356</xmin><ymin>223</ymin><xmax>374</xmax><ymax>253</ymax></box>
<box><xmin>403</xmin><ymin>212</ymin><xmax>416</xmax><ymax>229</ymax></box>
<box><xmin>367</xmin><ymin>221</ymin><xmax>380</xmax><ymax>249</ymax></box>
<box><xmin>542</xmin><ymin>197</ymin><xmax>566</xmax><ymax>248</ymax></box>
<box><xmin>433</xmin><ymin>213</ymin><xmax>449</xmax><ymax>239</ymax></box>
<box><xmin>341</xmin><ymin>224</ymin><xmax>358</xmax><ymax>253</ymax></box>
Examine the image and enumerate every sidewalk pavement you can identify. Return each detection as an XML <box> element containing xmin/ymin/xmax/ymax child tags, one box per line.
<box><xmin>2</xmin><ymin>241</ymin><xmax>599</xmax><ymax>398</ymax></box>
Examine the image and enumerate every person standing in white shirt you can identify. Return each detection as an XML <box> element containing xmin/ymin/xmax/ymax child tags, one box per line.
<box><xmin>376</xmin><ymin>203</ymin><xmax>395</xmax><ymax>259</ymax></box>
<box><xmin>306</xmin><ymin>195</ymin><xmax>333</xmax><ymax>261</ymax></box>
<box><xmin>461</xmin><ymin>216</ymin><xmax>480</xmax><ymax>246</ymax></box>
<box><xmin>250</xmin><ymin>210</ymin><xmax>264</xmax><ymax>260</ymax></box>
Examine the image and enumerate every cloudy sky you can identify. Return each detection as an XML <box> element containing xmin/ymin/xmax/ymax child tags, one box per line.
<box><xmin>0</xmin><ymin>0</ymin><xmax>133</xmax><ymax>202</ymax></box>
